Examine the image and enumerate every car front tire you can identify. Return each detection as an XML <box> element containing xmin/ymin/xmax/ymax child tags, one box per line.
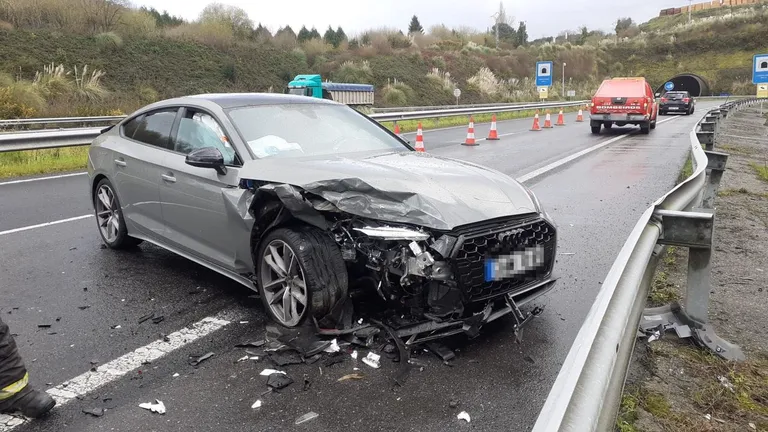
<box><xmin>93</xmin><ymin>178</ymin><xmax>142</xmax><ymax>249</ymax></box>
<box><xmin>256</xmin><ymin>226</ymin><xmax>348</xmax><ymax>327</ymax></box>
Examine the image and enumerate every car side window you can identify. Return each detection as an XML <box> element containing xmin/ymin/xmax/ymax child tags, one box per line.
<box><xmin>129</xmin><ymin>109</ymin><xmax>178</xmax><ymax>149</ymax></box>
<box><xmin>174</xmin><ymin>109</ymin><xmax>238</xmax><ymax>165</ymax></box>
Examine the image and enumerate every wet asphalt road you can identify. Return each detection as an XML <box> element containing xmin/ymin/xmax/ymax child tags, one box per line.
<box><xmin>0</xmin><ymin>106</ymin><xmax>717</xmax><ymax>431</ymax></box>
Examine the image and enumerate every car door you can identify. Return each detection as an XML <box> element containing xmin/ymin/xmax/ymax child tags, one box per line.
<box><xmin>158</xmin><ymin>107</ymin><xmax>242</xmax><ymax>270</ymax></box>
<box><xmin>111</xmin><ymin>108</ymin><xmax>179</xmax><ymax>240</ymax></box>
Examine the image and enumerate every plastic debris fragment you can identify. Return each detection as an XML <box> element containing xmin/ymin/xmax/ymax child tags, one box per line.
<box><xmin>251</xmin><ymin>400</ymin><xmax>262</xmax><ymax>409</ymax></box>
<box><xmin>139</xmin><ymin>400</ymin><xmax>166</xmax><ymax>414</ymax></box>
<box><xmin>457</xmin><ymin>411</ymin><xmax>471</xmax><ymax>423</ymax></box>
<box><xmin>295</xmin><ymin>412</ymin><xmax>319</xmax><ymax>425</ymax></box>
<box><xmin>190</xmin><ymin>352</ymin><xmax>214</xmax><ymax>366</ymax></box>
<box><xmin>351</xmin><ymin>350</ymin><xmax>358</xmax><ymax>360</ymax></box>
<box><xmin>267</xmin><ymin>373</ymin><xmax>294</xmax><ymax>390</ymax></box>
<box><xmin>362</xmin><ymin>352</ymin><xmax>381</xmax><ymax>369</ymax></box>
<box><xmin>324</xmin><ymin>339</ymin><xmax>340</xmax><ymax>353</ymax></box>
<box><xmin>82</xmin><ymin>408</ymin><xmax>104</xmax><ymax>417</ymax></box>
<box><xmin>260</xmin><ymin>369</ymin><xmax>286</xmax><ymax>376</ymax></box>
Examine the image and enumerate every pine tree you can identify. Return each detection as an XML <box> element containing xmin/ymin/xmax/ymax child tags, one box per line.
<box><xmin>408</xmin><ymin>15</ymin><xmax>424</xmax><ymax>34</ymax></box>
<box><xmin>323</xmin><ymin>26</ymin><xmax>337</xmax><ymax>46</ymax></box>
<box><xmin>335</xmin><ymin>26</ymin><xmax>347</xmax><ymax>43</ymax></box>
<box><xmin>297</xmin><ymin>25</ymin><xmax>311</xmax><ymax>42</ymax></box>
<box><xmin>308</xmin><ymin>27</ymin><xmax>321</xmax><ymax>40</ymax></box>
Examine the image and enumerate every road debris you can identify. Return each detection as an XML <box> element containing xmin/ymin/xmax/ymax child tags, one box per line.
<box><xmin>172</xmin><ymin>373</ymin><xmax>179</xmax><ymax>378</ymax></box>
<box><xmin>251</xmin><ymin>400</ymin><xmax>262</xmax><ymax>409</ymax></box>
<box><xmin>351</xmin><ymin>350</ymin><xmax>358</xmax><ymax>360</ymax></box>
<box><xmin>337</xmin><ymin>374</ymin><xmax>364</xmax><ymax>382</ymax></box>
<box><xmin>322</xmin><ymin>353</ymin><xmax>345</xmax><ymax>368</ymax></box>
<box><xmin>260</xmin><ymin>369</ymin><xmax>286</xmax><ymax>376</ymax></box>
<box><xmin>303</xmin><ymin>375</ymin><xmax>311</xmax><ymax>391</ymax></box>
<box><xmin>190</xmin><ymin>352</ymin><xmax>214</xmax><ymax>366</ymax></box>
<box><xmin>457</xmin><ymin>411</ymin><xmax>471</xmax><ymax>422</ymax></box>
<box><xmin>151</xmin><ymin>315</ymin><xmax>165</xmax><ymax>324</ymax></box>
<box><xmin>449</xmin><ymin>399</ymin><xmax>459</xmax><ymax>408</ymax></box>
<box><xmin>524</xmin><ymin>355</ymin><xmax>536</xmax><ymax>364</ymax></box>
<box><xmin>82</xmin><ymin>407</ymin><xmax>104</xmax><ymax>417</ymax></box>
<box><xmin>78</xmin><ymin>305</ymin><xmax>91</xmax><ymax>310</ymax></box>
<box><xmin>717</xmin><ymin>375</ymin><xmax>735</xmax><ymax>393</ymax></box>
<box><xmin>324</xmin><ymin>339</ymin><xmax>340</xmax><ymax>353</ymax></box>
<box><xmin>235</xmin><ymin>340</ymin><xmax>266</xmax><ymax>348</ymax></box>
<box><xmin>362</xmin><ymin>352</ymin><xmax>381</xmax><ymax>369</ymax></box>
<box><xmin>137</xmin><ymin>312</ymin><xmax>155</xmax><ymax>324</ymax></box>
<box><xmin>110</xmin><ymin>325</ymin><xmax>121</xmax><ymax>329</ymax></box>
<box><xmin>37</xmin><ymin>324</ymin><xmax>52</xmax><ymax>328</ymax></box>
<box><xmin>295</xmin><ymin>412</ymin><xmax>319</xmax><ymax>425</ymax></box>
<box><xmin>139</xmin><ymin>400</ymin><xmax>166</xmax><ymax>414</ymax></box>
<box><xmin>268</xmin><ymin>350</ymin><xmax>303</xmax><ymax>367</ymax></box>
<box><xmin>267</xmin><ymin>373</ymin><xmax>294</xmax><ymax>390</ymax></box>
<box><xmin>426</xmin><ymin>342</ymin><xmax>455</xmax><ymax>362</ymax></box>
<box><xmin>236</xmin><ymin>355</ymin><xmax>250</xmax><ymax>363</ymax></box>
<box><xmin>749</xmin><ymin>423</ymin><xmax>756</xmax><ymax>430</ymax></box>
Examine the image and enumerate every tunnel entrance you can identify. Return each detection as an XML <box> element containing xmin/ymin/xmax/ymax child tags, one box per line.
<box><xmin>655</xmin><ymin>73</ymin><xmax>710</xmax><ymax>97</ymax></box>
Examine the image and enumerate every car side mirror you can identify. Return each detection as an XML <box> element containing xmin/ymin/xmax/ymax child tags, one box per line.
<box><xmin>185</xmin><ymin>147</ymin><xmax>227</xmax><ymax>175</ymax></box>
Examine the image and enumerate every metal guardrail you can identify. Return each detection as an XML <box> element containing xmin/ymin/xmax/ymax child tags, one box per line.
<box><xmin>0</xmin><ymin>115</ymin><xmax>125</xmax><ymax>128</ymax></box>
<box><xmin>370</xmin><ymin>100</ymin><xmax>585</xmax><ymax>113</ymax></box>
<box><xmin>0</xmin><ymin>100</ymin><xmax>590</xmax><ymax>153</ymax></box>
<box><xmin>531</xmin><ymin>97</ymin><xmax>765</xmax><ymax>432</ymax></box>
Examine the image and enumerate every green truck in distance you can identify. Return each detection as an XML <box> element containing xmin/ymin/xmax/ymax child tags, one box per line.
<box><xmin>285</xmin><ymin>74</ymin><xmax>375</xmax><ymax>107</ymax></box>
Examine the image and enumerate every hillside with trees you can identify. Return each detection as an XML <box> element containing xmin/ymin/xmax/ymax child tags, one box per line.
<box><xmin>1</xmin><ymin>0</ymin><xmax>768</xmax><ymax>119</ymax></box>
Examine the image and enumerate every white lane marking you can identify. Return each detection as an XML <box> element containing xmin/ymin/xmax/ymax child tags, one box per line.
<box><xmin>0</xmin><ymin>214</ymin><xmax>93</xmax><ymax>236</ymax></box>
<box><xmin>516</xmin><ymin>116</ymin><xmax>680</xmax><ymax>183</ymax></box>
<box><xmin>0</xmin><ymin>172</ymin><xmax>86</xmax><ymax>186</ymax></box>
<box><xmin>0</xmin><ymin>312</ymin><xmax>236</xmax><ymax>431</ymax></box>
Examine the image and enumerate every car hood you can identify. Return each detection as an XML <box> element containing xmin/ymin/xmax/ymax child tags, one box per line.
<box><xmin>239</xmin><ymin>150</ymin><xmax>537</xmax><ymax>231</ymax></box>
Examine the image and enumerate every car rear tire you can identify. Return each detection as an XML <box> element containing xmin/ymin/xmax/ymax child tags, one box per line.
<box><xmin>93</xmin><ymin>178</ymin><xmax>142</xmax><ymax>249</ymax></box>
<box><xmin>256</xmin><ymin>226</ymin><xmax>348</xmax><ymax>328</ymax></box>
<box><xmin>590</xmin><ymin>121</ymin><xmax>601</xmax><ymax>134</ymax></box>
<box><xmin>640</xmin><ymin>122</ymin><xmax>651</xmax><ymax>134</ymax></box>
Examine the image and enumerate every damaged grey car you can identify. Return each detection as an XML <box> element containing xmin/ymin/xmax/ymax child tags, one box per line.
<box><xmin>86</xmin><ymin>93</ymin><xmax>558</xmax><ymax>344</ymax></box>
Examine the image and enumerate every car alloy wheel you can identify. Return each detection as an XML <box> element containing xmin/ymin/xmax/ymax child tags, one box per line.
<box><xmin>95</xmin><ymin>183</ymin><xmax>121</xmax><ymax>243</ymax></box>
<box><xmin>260</xmin><ymin>239</ymin><xmax>308</xmax><ymax>327</ymax></box>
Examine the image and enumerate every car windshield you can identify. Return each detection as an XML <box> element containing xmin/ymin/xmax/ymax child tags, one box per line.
<box><xmin>227</xmin><ymin>103</ymin><xmax>407</xmax><ymax>159</ymax></box>
<box><xmin>666</xmin><ymin>92</ymin><xmax>687</xmax><ymax>99</ymax></box>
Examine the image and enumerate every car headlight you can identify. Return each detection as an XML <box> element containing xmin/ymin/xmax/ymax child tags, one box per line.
<box><xmin>353</xmin><ymin>226</ymin><xmax>430</xmax><ymax>241</ymax></box>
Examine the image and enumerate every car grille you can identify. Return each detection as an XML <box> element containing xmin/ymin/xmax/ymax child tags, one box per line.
<box><xmin>449</xmin><ymin>216</ymin><xmax>556</xmax><ymax>302</ymax></box>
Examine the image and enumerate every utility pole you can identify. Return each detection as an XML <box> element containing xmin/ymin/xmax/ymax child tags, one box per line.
<box><xmin>562</xmin><ymin>62</ymin><xmax>567</xmax><ymax>99</ymax></box>
<box><xmin>688</xmin><ymin>0</ymin><xmax>693</xmax><ymax>24</ymax></box>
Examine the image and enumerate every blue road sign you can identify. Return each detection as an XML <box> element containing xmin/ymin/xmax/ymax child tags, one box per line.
<box><xmin>536</xmin><ymin>61</ymin><xmax>553</xmax><ymax>87</ymax></box>
<box><xmin>753</xmin><ymin>54</ymin><xmax>768</xmax><ymax>84</ymax></box>
<box><xmin>664</xmin><ymin>81</ymin><xmax>675</xmax><ymax>91</ymax></box>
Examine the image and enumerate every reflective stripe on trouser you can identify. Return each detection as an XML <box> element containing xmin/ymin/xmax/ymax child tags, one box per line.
<box><xmin>0</xmin><ymin>372</ymin><xmax>28</xmax><ymax>401</ymax></box>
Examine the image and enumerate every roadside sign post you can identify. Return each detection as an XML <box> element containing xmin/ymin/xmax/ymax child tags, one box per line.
<box><xmin>536</xmin><ymin>61</ymin><xmax>553</xmax><ymax>101</ymax></box>
<box><xmin>754</xmin><ymin>54</ymin><xmax>768</xmax><ymax>115</ymax></box>
<box><xmin>454</xmin><ymin>88</ymin><xmax>461</xmax><ymax>105</ymax></box>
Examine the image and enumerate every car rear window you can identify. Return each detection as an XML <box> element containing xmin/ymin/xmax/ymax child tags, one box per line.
<box><xmin>665</xmin><ymin>92</ymin><xmax>688</xmax><ymax>100</ymax></box>
<box><xmin>226</xmin><ymin>104</ymin><xmax>408</xmax><ymax>159</ymax></box>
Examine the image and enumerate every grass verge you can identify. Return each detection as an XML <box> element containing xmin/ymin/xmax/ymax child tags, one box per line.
<box><xmin>0</xmin><ymin>147</ymin><xmax>89</xmax><ymax>179</ymax></box>
<box><xmin>750</xmin><ymin>162</ymin><xmax>768</xmax><ymax>182</ymax></box>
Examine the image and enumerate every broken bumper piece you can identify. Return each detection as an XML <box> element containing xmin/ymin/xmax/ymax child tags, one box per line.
<box><xmin>395</xmin><ymin>278</ymin><xmax>557</xmax><ymax>346</ymax></box>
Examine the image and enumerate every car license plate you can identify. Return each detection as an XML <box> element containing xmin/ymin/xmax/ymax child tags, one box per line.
<box><xmin>668</xmin><ymin>107</ymin><xmax>679</xmax><ymax>110</ymax></box>
<box><xmin>485</xmin><ymin>246</ymin><xmax>545</xmax><ymax>282</ymax></box>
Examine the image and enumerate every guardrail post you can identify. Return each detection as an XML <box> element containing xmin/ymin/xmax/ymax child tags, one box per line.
<box><xmin>702</xmin><ymin>151</ymin><xmax>728</xmax><ymax>209</ymax></box>
<box><xmin>641</xmin><ymin>209</ymin><xmax>745</xmax><ymax>361</ymax></box>
<box><xmin>696</xmin><ymin>130</ymin><xmax>715</xmax><ymax>150</ymax></box>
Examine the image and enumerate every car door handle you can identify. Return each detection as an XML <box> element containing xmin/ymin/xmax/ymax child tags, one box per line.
<box><xmin>161</xmin><ymin>174</ymin><xmax>176</xmax><ymax>183</ymax></box>
<box><xmin>114</xmin><ymin>159</ymin><xmax>127</xmax><ymax>167</ymax></box>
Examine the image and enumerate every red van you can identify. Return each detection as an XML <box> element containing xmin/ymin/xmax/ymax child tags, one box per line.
<box><xmin>589</xmin><ymin>77</ymin><xmax>658</xmax><ymax>135</ymax></box>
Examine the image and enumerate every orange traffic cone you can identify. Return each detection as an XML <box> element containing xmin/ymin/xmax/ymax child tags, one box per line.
<box><xmin>576</xmin><ymin>107</ymin><xmax>584</xmax><ymax>122</ymax></box>
<box><xmin>543</xmin><ymin>111</ymin><xmax>553</xmax><ymax>128</ymax></box>
<box><xmin>487</xmin><ymin>114</ymin><xmax>500</xmax><ymax>140</ymax></box>
<box><xmin>462</xmin><ymin>116</ymin><xmax>477</xmax><ymax>146</ymax></box>
<box><xmin>414</xmin><ymin>122</ymin><xmax>425</xmax><ymax>152</ymax></box>
<box><xmin>556</xmin><ymin>109</ymin><xmax>565</xmax><ymax>126</ymax></box>
<box><xmin>531</xmin><ymin>111</ymin><xmax>542</xmax><ymax>131</ymax></box>
<box><xmin>394</xmin><ymin>123</ymin><xmax>401</xmax><ymax>134</ymax></box>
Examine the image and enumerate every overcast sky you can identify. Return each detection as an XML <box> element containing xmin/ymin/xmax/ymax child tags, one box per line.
<box><xmin>130</xmin><ymin>0</ymin><xmax>690</xmax><ymax>39</ymax></box>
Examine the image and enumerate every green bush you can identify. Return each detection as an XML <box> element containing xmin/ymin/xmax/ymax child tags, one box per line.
<box><xmin>382</xmin><ymin>87</ymin><xmax>407</xmax><ymax>106</ymax></box>
<box><xmin>95</xmin><ymin>31</ymin><xmax>123</xmax><ymax>48</ymax></box>
<box><xmin>333</xmin><ymin>60</ymin><xmax>373</xmax><ymax>83</ymax></box>
<box><xmin>137</xmin><ymin>85</ymin><xmax>159</xmax><ymax>104</ymax></box>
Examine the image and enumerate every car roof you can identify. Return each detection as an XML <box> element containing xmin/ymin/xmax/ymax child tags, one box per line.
<box><xmin>595</xmin><ymin>78</ymin><xmax>648</xmax><ymax>96</ymax></box>
<box><xmin>154</xmin><ymin>93</ymin><xmax>340</xmax><ymax>110</ymax></box>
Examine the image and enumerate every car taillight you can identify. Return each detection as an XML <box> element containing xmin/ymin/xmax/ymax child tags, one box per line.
<box><xmin>683</xmin><ymin>98</ymin><xmax>690</xmax><ymax>103</ymax></box>
<box><xmin>661</xmin><ymin>97</ymin><xmax>667</xmax><ymax>102</ymax></box>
